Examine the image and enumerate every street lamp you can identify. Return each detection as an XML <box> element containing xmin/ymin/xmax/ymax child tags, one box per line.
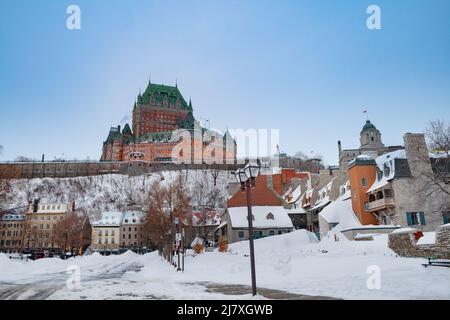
<box><xmin>234</xmin><ymin>161</ymin><xmax>261</xmax><ymax>296</ymax></box>
<box><xmin>174</xmin><ymin>217</ymin><xmax>181</xmax><ymax>271</ymax></box>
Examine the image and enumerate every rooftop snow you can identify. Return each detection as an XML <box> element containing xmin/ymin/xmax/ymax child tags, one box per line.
<box><xmin>92</xmin><ymin>212</ymin><xmax>124</xmax><ymax>227</ymax></box>
<box><xmin>227</xmin><ymin>206</ymin><xmax>293</xmax><ymax>229</ymax></box>
<box><xmin>121</xmin><ymin>211</ymin><xmax>144</xmax><ymax>225</ymax></box>
<box><xmin>367</xmin><ymin>150</ymin><xmax>406</xmax><ymax>193</ymax></box>
<box><xmin>319</xmin><ymin>194</ymin><xmax>360</xmax><ymax>231</ymax></box>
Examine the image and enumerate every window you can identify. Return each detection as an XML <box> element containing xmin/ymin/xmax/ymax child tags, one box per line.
<box><xmin>443</xmin><ymin>212</ymin><xmax>450</xmax><ymax>225</ymax></box>
<box><xmin>385</xmin><ymin>189</ymin><xmax>393</xmax><ymax>198</ymax></box>
<box><xmin>238</xmin><ymin>231</ymin><xmax>244</xmax><ymax>239</ymax></box>
<box><xmin>362</xmin><ymin>178</ymin><xmax>367</xmax><ymax>187</ymax></box>
<box><xmin>384</xmin><ymin>164</ymin><xmax>390</xmax><ymax>177</ymax></box>
<box><xmin>364</xmin><ymin>203</ymin><xmax>369</xmax><ymax>211</ymax></box>
<box><xmin>406</xmin><ymin>212</ymin><xmax>425</xmax><ymax>226</ymax></box>
<box><xmin>269</xmin><ymin>230</ymin><xmax>275</xmax><ymax>236</ymax></box>
<box><xmin>266</xmin><ymin>213</ymin><xmax>274</xmax><ymax>220</ymax></box>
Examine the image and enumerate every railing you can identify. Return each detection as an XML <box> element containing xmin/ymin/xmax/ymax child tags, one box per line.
<box><xmin>367</xmin><ymin>197</ymin><xmax>395</xmax><ymax>211</ymax></box>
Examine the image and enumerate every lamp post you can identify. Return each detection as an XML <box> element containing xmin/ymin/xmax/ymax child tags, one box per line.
<box><xmin>175</xmin><ymin>217</ymin><xmax>181</xmax><ymax>271</ymax></box>
<box><xmin>234</xmin><ymin>161</ymin><xmax>261</xmax><ymax>296</ymax></box>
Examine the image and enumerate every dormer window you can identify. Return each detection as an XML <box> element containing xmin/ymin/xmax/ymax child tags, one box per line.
<box><xmin>377</xmin><ymin>170</ymin><xmax>383</xmax><ymax>181</ymax></box>
<box><xmin>266</xmin><ymin>213</ymin><xmax>274</xmax><ymax>220</ymax></box>
<box><xmin>383</xmin><ymin>163</ymin><xmax>390</xmax><ymax>177</ymax></box>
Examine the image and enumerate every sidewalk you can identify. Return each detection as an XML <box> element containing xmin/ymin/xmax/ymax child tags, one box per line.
<box><xmin>202</xmin><ymin>283</ymin><xmax>340</xmax><ymax>300</ymax></box>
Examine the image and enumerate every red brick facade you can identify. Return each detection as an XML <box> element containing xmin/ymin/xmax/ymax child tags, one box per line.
<box><xmin>227</xmin><ymin>169</ymin><xmax>310</xmax><ymax>207</ymax></box>
<box><xmin>101</xmin><ymin>82</ymin><xmax>236</xmax><ymax>163</ymax></box>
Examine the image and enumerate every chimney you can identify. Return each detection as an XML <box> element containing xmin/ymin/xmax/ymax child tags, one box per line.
<box><xmin>118</xmin><ymin>125</ymin><xmax>121</xmax><ymax>133</ymax></box>
<box><xmin>42</xmin><ymin>154</ymin><xmax>45</xmax><ymax>162</ymax></box>
<box><xmin>404</xmin><ymin>133</ymin><xmax>432</xmax><ymax>176</ymax></box>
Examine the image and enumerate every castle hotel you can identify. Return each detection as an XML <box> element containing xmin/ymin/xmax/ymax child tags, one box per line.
<box><xmin>101</xmin><ymin>82</ymin><xmax>236</xmax><ymax>163</ymax></box>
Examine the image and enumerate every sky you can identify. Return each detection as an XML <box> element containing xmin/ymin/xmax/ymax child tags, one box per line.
<box><xmin>0</xmin><ymin>0</ymin><xmax>449</xmax><ymax>165</ymax></box>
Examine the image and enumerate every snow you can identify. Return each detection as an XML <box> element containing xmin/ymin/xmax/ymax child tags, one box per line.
<box><xmin>92</xmin><ymin>212</ymin><xmax>124</xmax><ymax>226</ymax></box>
<box><xmin>283</xmin><ymin>185</ymin><xmax>302</xmax><ymax>204</ymax></box>
<box><xmin>367</xmin><ymin>150</ymin><xmax>406</xmax><ymax>193</ymax></box>
<box><xmin>227</xmin><ymin>206</ymin><xmax>293</xmax><ymax>229</ymax></box>
<box><xmin>319</xmin><ymin>194</ymin><xmax>361</xmax><ymax>231</ymax></box>
<box><xmin>392</xmin><ymin>227</ymin><xmax>418</xmax><ymax>234</ymax></box>
<box><xmin>192</xmin><ymin>210</ymin><xmax>221</xmax><ymax>227</ymax></box>
<box><xmin>417</xmin><ymin>232</ymin><xmax>436</xmax><ymax>245</ymax></box>
<box><xmin>1</xmin><ymin>230</ymin><xmax>449</xmax><ymax>300</ymax></box>
<box><xmin>310</xmin><ymin>179</ymin><xmax>333</xmax><ymax>211</ymax></box>
<box><xmin>1</xmin><ymin>170</ymin><xmax>234</xmax><ymax>216</ymax></box>
<box><xmin>122</xmin><ymin>211</ymin><xmax>144</xmax><ymax>225</ymax></box>
<box><xmin>354</xmin><ymin>233</ymin><xmax>381</xmax><ymax>240</ymax></box>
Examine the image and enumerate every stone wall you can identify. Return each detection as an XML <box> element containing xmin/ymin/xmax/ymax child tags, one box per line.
<box><xmin>388</xmin><ymin>225</ymin><xmax>450</xmax><ymax>259</ymax></box>
<box><xmin>0</xmin><ymin>161</ymin><xmax>239</xmax><ymax>179</ymax></box>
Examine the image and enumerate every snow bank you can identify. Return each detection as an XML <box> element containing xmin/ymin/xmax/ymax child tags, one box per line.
<box><xmin>417</xmin><ymin>232</ymin><xmax>436</xmax><ymax>245</ymax></box>
<box><xmin>228</xmin><ymin>229</ymin><xmax>318</xmax><ymax>255</ymax></box>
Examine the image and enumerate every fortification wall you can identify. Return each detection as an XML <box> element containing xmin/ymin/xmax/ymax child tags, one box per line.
<box><xmin>0</xmin><ymin>161</ymin><xmax>239</xmax><ymax>179</ymax></box>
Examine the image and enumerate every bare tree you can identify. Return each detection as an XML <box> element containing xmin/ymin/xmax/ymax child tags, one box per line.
<box><xmin>52</xmin><ymin>211</ymin><xmax>92</xmax><ymax>255</ymax></box>
<box><xmin>422</xmin><ymin>120</ymin><xmax>450</xmax><ymax>197</ymax></box>
<box><xmin>411</xmin><ymin>120</ymin><xmax>450</xmax><ymax>214</ymax></box>
<box><xmin>141</xmin><ymin>178</ymin><xmax>192</xmax><ymax>248</ymax></box>
<box><xmin>209</xmin><ymin>165</ymin><xmax>221</xmax><ymax>187</ymax></box>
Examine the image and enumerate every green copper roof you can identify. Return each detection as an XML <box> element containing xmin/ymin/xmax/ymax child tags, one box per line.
<box><xmin>137</xmin><ymin>82</ymin><xmax>192</xmax><ymax>111</ymax></box>
<box><xmin>122</xmin><ymin>123</ymin><xmax>132</xmax><ymax>135</ymax></box>
<box><xmin>362</xmin><ymin>120</ymin><xmax>377</xmax><ymax>132</ymax></box>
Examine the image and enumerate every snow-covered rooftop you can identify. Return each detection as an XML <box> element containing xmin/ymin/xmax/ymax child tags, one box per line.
<box><xmin>192</xmin><ymin>210</ymin><xmax>221</xmax><ymax>227</ymax></box>
<box><xmin>310</xmin><ymin>179</ymin><xmax>334</xmax><ymax>211</ymax></box>
<box><xmin>92</xmin><ymin>212</ymin><xmax>124</xmax><ymax>227</ymax></box>
<box><xmin>319</xmin><ymin>194</ymin><xmax>360</xmax><ymax>231</ymax></box>
<box><xmin>367</xmin><ymin>150</ymin><xmax>406</xmax><ymax>193</ymax></box>
<box><xmin>228</xmin><ymin>206</ymin><xmax>293</xmax><ymax>229</ymax></box>
<box><xmin>121</xmin><ymin>211</ymin><xmax>144</xmax><ymax>225</ymax></box>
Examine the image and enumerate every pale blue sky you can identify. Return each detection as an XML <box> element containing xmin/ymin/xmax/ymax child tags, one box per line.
<box><xmin>1</xmin><ymin>0</ymin><xmax>449</xmax><ymax>164</ymax></box>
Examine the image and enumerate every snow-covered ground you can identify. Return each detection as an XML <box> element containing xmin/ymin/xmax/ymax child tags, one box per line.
<box><xmin>1</xmin><ymin>230</ymin><xmax>449</xmax><ymax>300</ymax></box>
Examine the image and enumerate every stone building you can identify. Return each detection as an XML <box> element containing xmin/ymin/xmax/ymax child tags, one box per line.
<box><xmin>120</xmin><ymin>211</ymin><xmax>144</xmax><ymax>249</ymax></box>
<box><xmin>91</xmin><ymin>211</ymin><xmax>147</xmax><ymax>253</ymax></box>
<box><xmin>101</xmin><ymin>82</ymin><xmax>236</xmax><ymax>164</ymax></box>
<box><xmin>350</xmin><ymin>133</ymin><xmax>450</xmax><ymax>232</ymax></box>
<box><xmin>23</xmin><ymin>202</ymin><xmax>74</xmax><ymax>251</ymax></box>
<box><xmin>91</xmin><ymin>212</ymin><xmax>123</xmax><ymax>253</ymax></box>
<box><xmin>338</xmin><ymin>120</ymin><xmax>403</xmax><ymax>169</ymax></box>
<box><xmin>0</xmin><ymin>213</ymin><xmax>25</xmax><ymax>252</ymax></box>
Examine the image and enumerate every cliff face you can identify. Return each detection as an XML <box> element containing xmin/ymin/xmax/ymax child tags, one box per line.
<box><xmin>0</xmin><ymin>170</ymin><xmax>234</xmax><ymax>216</ymax></box>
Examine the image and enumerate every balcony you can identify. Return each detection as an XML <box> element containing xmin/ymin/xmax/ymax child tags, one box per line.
<box><xmin>367</xmin><ymin>197</ymin><xmax>395</xmax><ymax>211</ymax></box>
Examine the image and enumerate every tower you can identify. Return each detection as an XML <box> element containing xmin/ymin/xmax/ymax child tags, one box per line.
<box><xmin>359</xmin><ymin>120</ymin><xmax>384</xmax><ymax>151</ymax></box>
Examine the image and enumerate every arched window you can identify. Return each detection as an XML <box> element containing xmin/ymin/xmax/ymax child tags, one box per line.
<box><xmin>266</xmin><ymin>213</ymin><xmax>274</xmax><ymax>220</ymax></box>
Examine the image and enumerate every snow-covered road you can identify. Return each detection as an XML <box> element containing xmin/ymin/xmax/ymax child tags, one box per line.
<box><xmin>1</xmin><ymin>230</ymin><xmax>449</xmax><ymax>300</ymax></box>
